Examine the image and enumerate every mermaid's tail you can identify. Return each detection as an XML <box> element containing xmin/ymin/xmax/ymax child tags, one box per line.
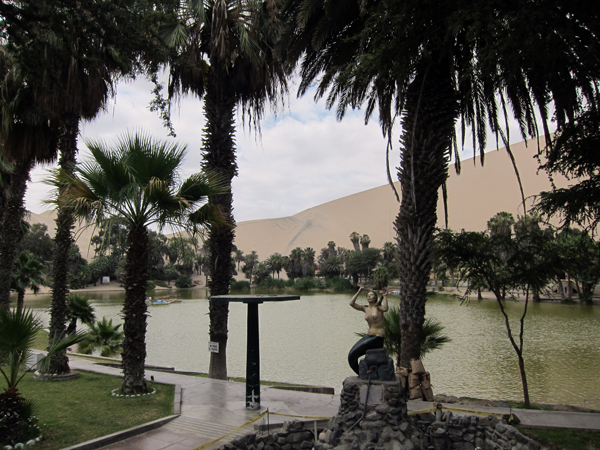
<box><xmin>348</xmin><ymin>335</ymin><xmax>384</xmax><ymax>374</ymax></box>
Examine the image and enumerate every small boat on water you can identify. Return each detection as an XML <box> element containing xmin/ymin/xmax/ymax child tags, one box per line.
<box><xmin>153</xmin><ymin>299</ymin><xmax>173</xmax><ymax>305</ymax></box>
<box><xmin>146</xmin><ymin>295</ymin><xmax>181</xmax><ymax>305</ymax></box>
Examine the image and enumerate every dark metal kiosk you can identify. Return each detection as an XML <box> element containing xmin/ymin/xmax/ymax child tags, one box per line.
<box><xmin>209</xmin><ymin>295</ymin><xmax>300</xmax><ymax>410</ymax></box>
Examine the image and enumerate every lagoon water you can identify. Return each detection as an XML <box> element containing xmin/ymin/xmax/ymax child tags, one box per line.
<box><xmin>28</xmin><ymin>290</ymin><xmax>600</xmax><ymax>407</ymax></box>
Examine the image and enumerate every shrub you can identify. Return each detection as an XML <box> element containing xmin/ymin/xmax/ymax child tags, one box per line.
<box><xmin>230</xmin><ymin>280</ymin><xmax>251</xmax><ymax>290</ymax></box>
<box><xmin>372</xmin><ymin>266</ymin><xmax>389</xmax><ymax>289</ymax></box>
<box><xmin>175</xmin><ymin>275</ymin><xmax>193</xmax><ymax>289</ymax></box>
<box><xmin>256</xmin><ymin>278</ymin><xmax>287</xmax><ymax>289</ymax></box>
<box><xmin>325</xmin><ymin>277</ymin><xmax>354</xmax><ymax>291</ymax></box>
<box><xmin>293</xmin><ymin>277</ymin><xmax>323</xmax><ymax>290</ymax></box>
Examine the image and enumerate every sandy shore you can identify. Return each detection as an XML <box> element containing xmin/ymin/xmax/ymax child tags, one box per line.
<box><xmin>22</xmin><ymin>275</ymin><xmax>209</xmax><ymax>298</ymax></box>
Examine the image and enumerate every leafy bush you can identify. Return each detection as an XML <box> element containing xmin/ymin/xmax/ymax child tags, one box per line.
<box><xmin>325</xmin><ymin>277</ymin><xmax>354</xmax><ymax>291</ymax></box>
<box><xmin>230</xmin><ymin>280</ymin><xmax>251</xmax><ymax>290</ymax></box>
<box><xmin>256</xmin><ymin>278</ymin><xmax>287</xmax><ymax>289</ymax></box>
<box><xmin>293</xmin><ymin>277</ymin><xmax>323</xmax><ymax>290</ymax></box>
<box><xmin>78</xmin><ymin>317</ymin><xmax>124</xmax><ymax>357</ymax></box>
<box><xmin>357</xmin><ymin>306</ymin><xmax>450</xmax><ymax>366</ymax></box>
<box><xmin>372</xmin><ymin>266</ymin><xmax>389</xmax><ymax>289</ymax></box>
<box><xmin>175</xmin><ymin>275</ymin><xmax>193</xmax><ymax>289</ymax></box>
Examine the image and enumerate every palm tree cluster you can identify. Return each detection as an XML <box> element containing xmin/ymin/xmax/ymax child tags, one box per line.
<box><xmin>0</xmin><ymin>0</ymin><xmax>164</xmax><ymax>377</ymax></box>
<box><xmin>437</xmin><ymin>212</ymin><xmax>600</xmax><ymax>305</ymax></box>
<box><xmin>1</xmin><ymin>0</ymin><xmax>599</xmax><ymax>388</ymax></box>
<box><xmin>235</xmin><ymin>237</ymin><xmax>400</xmax><ymax>289</ymax></box>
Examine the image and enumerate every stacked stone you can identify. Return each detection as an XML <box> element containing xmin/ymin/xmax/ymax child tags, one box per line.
<box><xmin>223</xmin><ymin>421</ymin><xmax>316</xmax><ymax>450</ymax></box>
<box><xmin>417</xmin><ymin>413</ymin><xmax>550</xmax><ymax>450</ymax></box>
<box><xmin>218</xmin><ymin>377</ymin><xmax>547</xmax><ymax>450</ymax></box>
<box><xmin>316</xmin><ymin>377</ymin><xmax>420</xmax><ymax>450</ymax></box>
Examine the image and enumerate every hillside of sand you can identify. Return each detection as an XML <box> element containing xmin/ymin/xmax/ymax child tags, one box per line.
<box><xmin>28</xmin><ymin>137</ymin><xmax>568</xmax><ymax>260</ymax></box>
<box><xmin>232</xmin><ymin>137</ymin><xmax>566</xmax><ymax>257</ymax></box>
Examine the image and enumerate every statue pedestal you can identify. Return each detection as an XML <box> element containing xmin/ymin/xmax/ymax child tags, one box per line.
<box><xmin>339</xmin><ymin>376</ymin><xmax>407</xmax><ymax>416</ymax></box>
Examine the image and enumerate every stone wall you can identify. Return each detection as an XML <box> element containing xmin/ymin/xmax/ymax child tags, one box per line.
<box><xmin>220</xmin><ymin>377</ymin><xmax>547</xmax><ymax>450</ymax></box>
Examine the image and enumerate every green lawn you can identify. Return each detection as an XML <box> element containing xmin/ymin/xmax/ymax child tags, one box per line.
<box><xmin>518</xmin><ymin>426</ymin><xmax>600</xmax><ymax>450</ymax></box>
<box><xmin>13</xmin><ymin>370</ymin><xmax>174</xmax><ymax>450</ymax></box>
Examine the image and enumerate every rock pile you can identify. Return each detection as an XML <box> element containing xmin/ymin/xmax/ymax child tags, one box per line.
<box><xmin>219</xmin><ymin>377</ymin><xmax>548</xmax><ymax>450</ymax></box>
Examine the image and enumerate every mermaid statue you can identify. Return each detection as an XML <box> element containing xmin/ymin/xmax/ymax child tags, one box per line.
<box><xmin>348</xmin><ymin>286</ymin><xmax>388</xmax><ymax>374</ymax></box>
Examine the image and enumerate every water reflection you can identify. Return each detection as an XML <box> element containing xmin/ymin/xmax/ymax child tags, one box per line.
<box><xmin>26</xmin><ymin>290</ymin><xmax>600</xmax><ymax>406</ymax></box>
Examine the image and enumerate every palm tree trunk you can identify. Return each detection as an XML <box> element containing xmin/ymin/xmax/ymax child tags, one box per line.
<box><xmin>48</xmin><ymin>115</ymin><xmax>79</xmax><ymax>374</ymax></box>
<box><xmin>121</xmin><ymin>225</ymin><xmax>149</xmax><ymax>394</ymax></box>
<box><xmin>66</xmin><ymin>318</ymin><xmax>77</xmax><ymax>335</ymax></box>
<box><xmin>0</xmin><ymin>159</ymin><xmax>34</xmax><ymax>310</ymax></box>
<box><xmin>16</xmin><ymin>290</ymin><xmax>25</xmax><ymax>314</ymax></box>
<box><xmin>396</xmin><ymin>60</ymin><xmax>458</xmax><ymax>369</ymax></box>
<box><xmin>202</xmin><ymin>68</ymin><xmax>237</xmax><ymax>380</ymax></box>
<box><xmin>556</xmin><ymin>277</ymin><xmax>566</xmax><ymax>300</ymax></box>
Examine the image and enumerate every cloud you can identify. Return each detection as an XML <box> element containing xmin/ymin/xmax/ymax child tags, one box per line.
<box><xmin>25</xmin><ymin>77</ymin><xmax>395</xmax><ymax>222</ymax></box>
<box><xmin>25</xmin><ymin>76</ymin><xmax>545</xmax><ymax>223</ymax></box>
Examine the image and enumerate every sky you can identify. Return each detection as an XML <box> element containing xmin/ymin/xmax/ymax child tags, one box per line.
<box><xmin>25</xmin><ymin>74</ymin><xmax>529</xmax><ymax>223</ymax></box>
<box><xmin>25</xmin><ymin>75</ymin><xmax>397</xmax><ymax>222</ymax></box>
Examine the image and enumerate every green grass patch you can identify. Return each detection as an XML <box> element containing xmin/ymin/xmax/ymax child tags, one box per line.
<box><xmin>13</xmin><ymin>370</ymin><xmax>174</xmax><ymax>450</ymax></box>
<box><xmin>32</xmin><ymin>329</ymin><xmax>49</xmax><ymax>351</ymax></box>
<box><xmin>518</xmin><ymin>426</ymin><xmax>600</xmax><ymax>450</ymax></box>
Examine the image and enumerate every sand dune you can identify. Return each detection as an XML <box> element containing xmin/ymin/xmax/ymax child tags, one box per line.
<box><xmin>234</xmin><ymin>137</ymin><xmax>564</xmax><ymax>258</ymax></box>
<box><xmin>29</xmin><ymin>137</ymin><xmax>567</xmax><ymax>260</ymax></box>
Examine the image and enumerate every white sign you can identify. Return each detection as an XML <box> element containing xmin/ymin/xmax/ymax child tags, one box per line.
<box><xmin>208</xmin><ymin>342</ymin><xmax>219</xmax><ymax>353</ymax></box>
<box><xmin>102</xmin><ymin>276</ymin><xmax>110</xmax><ymax>284</ymax></box>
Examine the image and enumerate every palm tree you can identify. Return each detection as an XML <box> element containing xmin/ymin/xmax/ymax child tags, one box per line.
<box><xmin>382</xmin><ymin>242</ymin><xmax>396</xmax><ymax>263</ymax></box>
<box><xmin>286</xmin><ymin>247</ymin><xmax>302</xmax><ymax>280</ymax></box>
<box><xmin>349</xmin><ymin>232</ymin><xmax>360</xmax><ymax>252</ymax></box>
<box><xmin>66</xmin><ymin>294</ymin><xmax>96</xmax><ymax>335</ymax></box>
<box><xmin>301</xmin><ymin>247</ymin><xmax>316</xmax><ymax>276</ymax></box>
<box><xmin>10</xmin><ymin>252</ymin><xmax>46</xmax><ymax>314</ymax></box>
<box><xmin>160</xmin><ymin>0</ymin><xmax>288</xmax><ymax>379</ymax></box>
<box><xmin>487</xmin><ymin>212</ymin><xmax>515</xmax><ymax>238</ymax></box>
<box><xmin>322</xmin><ymin>255</ymin><xmax>344</xmax><ymax>278</ymax></box>
<box><xmin>0</xmin><ymin>307</ymin><xmax>83</xmax><ymax>445</ymax></box>
<box><xmin>327</xmin><ymin>241</ymin><xmax>337</xmax><ymax>259</ymax></box>
<box><xmin>360</xmin><ymin>234</ymin><xmax>371</xmax><ymax>250</ymax></box>
<box><xmin>267</xmin><ymin>253</ymin><xmax>284</xmax><ymax>279</ymax></box>
<box><xmin>78</xmin><ymin>317</ymin><xmax>124</xmax><ymax>358</ymax></box>
<box><xmin>0</xmin><ymin>52</ymin><xmax>60</xmax><ymax>310</ymax></box>
<box><xmin>47</xmin><ymin>132</ymin><xmax>227</xmax><ymax>394</ymax></box>
<box><xmin>281</xmin><ymin>0</ymin><xmax>600</xmax><ymax>370</ymax></box>
<box><xmin>243</xmin><ymin>251</ymin><xmax>260</xmax><ymax>284</ymax></box>
<box><xmin>234</xmin><ymin>249</ymin><xmax>245</xmax><ymax>272</ymax></box>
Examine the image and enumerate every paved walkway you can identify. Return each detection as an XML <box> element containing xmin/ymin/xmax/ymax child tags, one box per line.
<box><xmin>66</xmin><ymin>358</ymin><xmax>600</xmax><ymax>450</ymax></box>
